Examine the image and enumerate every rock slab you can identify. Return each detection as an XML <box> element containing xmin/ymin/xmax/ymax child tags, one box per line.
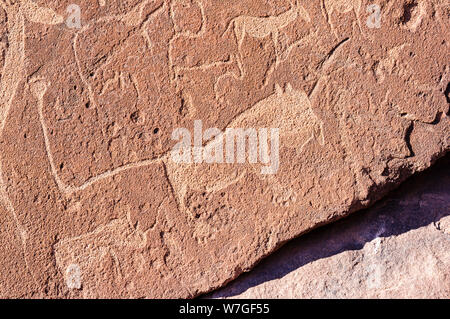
<box><xmin>210</xmin><ymin>155</ymin><xmax>450</xmax><ymax>299</ymax></box>
<box><xmin>0</xmin><ymin>0</ymin><xmax>448</xmax><ymax>298</ymax></box>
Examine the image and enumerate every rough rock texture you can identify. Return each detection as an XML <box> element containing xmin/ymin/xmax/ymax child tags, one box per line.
<box><xmin>210</xmin><ymin>155</ymin><xmax>450</xmax><ymax>299</ymax></box>
<box><xmin>0</xmin><ymin>0</ymin><xmax>448</xmax><ymax>298</ymax></box>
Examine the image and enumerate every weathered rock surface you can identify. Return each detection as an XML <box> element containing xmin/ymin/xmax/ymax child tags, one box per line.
<box><xmin>210</xmin><ymin>155</ymin><xmax>450</xmax><ymax>299</ymax></box>
<box><xmin>0</xmin><ymin>0</ymin><xmax>448</xmax><ymax>298</ymax></box>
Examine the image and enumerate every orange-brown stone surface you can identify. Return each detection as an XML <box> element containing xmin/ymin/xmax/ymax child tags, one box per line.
<box><xmin>0</xmin><ymin>0</ymin><xmax>448</xmax><ymax>298</ymax></box>
<box><xmin>210</xmin><ymin>155</ymin><xmax>450</xmax><ymax>299</ymax></box>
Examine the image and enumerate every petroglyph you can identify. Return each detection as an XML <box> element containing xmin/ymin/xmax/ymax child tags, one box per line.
<box><xmin>32</xmin><ymin>2</ymin><xmax>172</xmax><ymax>191</ymax></box>
<box><xmin>32</xmin><ymin>72</ymin><xmax>238</xmax><ymax>196</ymax></box>
<box><xmin>73</xmin><ymin>0</ymin><xmax>165</xmax><ymax>109</ymax></box>
<box><xmin>32</xmin><ymin>77</ymin><xmax>168</xmax><ymax>194</ymax></box>
<box><xmin>321</xmin><ymin>0</ymin><xmax>363</xmax><ymax>38</ymax></box>
<box><xmin>0</xmin><ymin>0</ymin><xmax>69</xmax><ymax>291</ymax></box>
<box><xmin>168</xmin><ymin>0</ymin><xmax>206</xmax><ymax>85</ymax></box>
<box><xmin>0</xmin><ymin>0</ymin><xmax>448</xmax><ymax>299</ymax></box>
<box><xmin>54</xmin><ymin>217</ymin><xmax>147</xmax><ymax>296</ymax></box>
<box><xmin>1</xmin><ymin>1</ymin><xmax>170</xmax><ymax>198</ymax></box>
<box><xmin>223</xmin><ymin>0</ymin><xmax>310</xmax><ymax>76</ymax></box>
<box><xmin>230</xmin><ymin>83</ymin><xmax>325</xmax><ymax>153</ymax></box>
<box><xmin>213</xmin><ymin>1</ymin><xmax>313</xmax><ymax>98</ymax></box>
<box><xmin>230</xmin><ymin>83</ymin><xmax>324</xmax><ymax>207</ymax></box>
<box><xmin>55</xmin><ymin>217</ymin><xmax>148</xmax><ymax>265</ymax></box>
<box><xmin>33</xmin><ymin>74</ymin><xmax>319</xmax><ymax>199</ymax></box>
<box><xmin>36</xmin><ymin>74</ymin><xmax>324</xmax><ymax>214</ymax></box>
<box><xmin>167</xmin><ymin>83</ymin><xmax>324</xmax><ymax>213</ymax></box>
<box><xmin>21</xmin><ymin>0</ymin><xmax>64</xmax><ymax>25</ymax></box>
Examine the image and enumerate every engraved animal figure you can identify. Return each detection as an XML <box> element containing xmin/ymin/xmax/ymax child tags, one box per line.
<box><xmin>223</xmin><ymin>0</ymin><xmax>310</xmax><ymax>75</ymax></box>
<box><xmin>165</xmin><ymin>158</ymin><xmax>248</xmax><ymax>218</ymax></box>
<box><xmin>54</xmin><ymin>218</ymin><xmax>148</xmax><ymax>297</ymax></box>
<box><xmin>321</xmin><ymin>0</ymin><xmax>363</xmax><ymax>38</ymax></box>
<box><xmin>231</xmin><ymin>83</ymin><xmax>325</xmax><ymax>207</ymax></box>
<box><xmin>230</xmin><ymin>83</ymin><xmax>325</xmax><ymax>154</ymax></box>
<box><xmin>168</xmin><ymin>0</ymin><xmax>206</xmax><ymax>85</ymax></box>
<box><xmin>167</xmin><ymin>83</ymin><xmax>325</xmax><ymax>213</ymax></box>
<box><xmin>0</xmin><ymin>0</ymin><xmax>66</xmax><ymax>292</ymax></box>
<box><xmin>21</xmin><ymin>0</ymin><xmax>64</xmax><ymax>25</ymax></box>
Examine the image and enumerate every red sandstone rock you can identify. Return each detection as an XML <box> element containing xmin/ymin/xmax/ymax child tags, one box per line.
<box><xmin>0</xmin><ymin>0</ymin><xmax>448</xmax><ymax>298</ymax></box>
<box><xmin>210</xmin><ymin>156</ymin><xmax>450</xmax><ymax>299</ymax></box>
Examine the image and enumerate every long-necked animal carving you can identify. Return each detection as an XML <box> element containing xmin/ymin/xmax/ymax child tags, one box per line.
<box><xmin>0</xmin><ymin>1</ymin><xmax>63</xmax><ymax>218</ymax></box>
<box><xmin>0</xmin><ymin>0</ymin><xmax>65</xmax><ymax>293</ymax></box>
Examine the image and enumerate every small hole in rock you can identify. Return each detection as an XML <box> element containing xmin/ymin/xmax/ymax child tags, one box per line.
<box><xmin>130</xmin><ymin>111</ymin><xmax>140</xmax><ymax>123</ymax></box>
<box><xmin>444</xmin><ymin>82</ymin><xmax>450</xmax><ymax>105</ymax></box>
<box><xmin>401</xmin><ymin>1</ymin><xmax>418</xmax><ymax>24</ymax></box>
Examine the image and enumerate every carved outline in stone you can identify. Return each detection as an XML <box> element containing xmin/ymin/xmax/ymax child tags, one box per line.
<box><xmin>321</xmin><ymin>0</ymin><xmax>363</xmax><ymax>38</ymax></box>
<box><xmin>222</xmin><ymin>0</ymin><xmax>310</xmax><ymax>79</ymax></box>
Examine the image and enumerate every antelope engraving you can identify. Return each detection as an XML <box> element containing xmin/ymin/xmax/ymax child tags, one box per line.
<box><xmin>223</xmin><ymin>0</ymin><xmax>310</xmax><ymax>74</ymax></box>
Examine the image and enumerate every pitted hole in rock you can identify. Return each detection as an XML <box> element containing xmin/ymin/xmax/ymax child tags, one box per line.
<box><xmin>179</xmin><ymin>97</ymin><xmax>186</xmax><ymax>116</ymax></box>
<box><xmin>444</xmin><ymin>82</ymin><xmax>450</xmax><ymax>105</ymax></box>
<box><xmin>130</xmin><ymin>111</ymin><xmax>140</xmax><ymax>124</ymax></box>
<box><xmin>401</xmin><ymin>0</ymin><xmax>419</xmax><ymax>25</ymax></box>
